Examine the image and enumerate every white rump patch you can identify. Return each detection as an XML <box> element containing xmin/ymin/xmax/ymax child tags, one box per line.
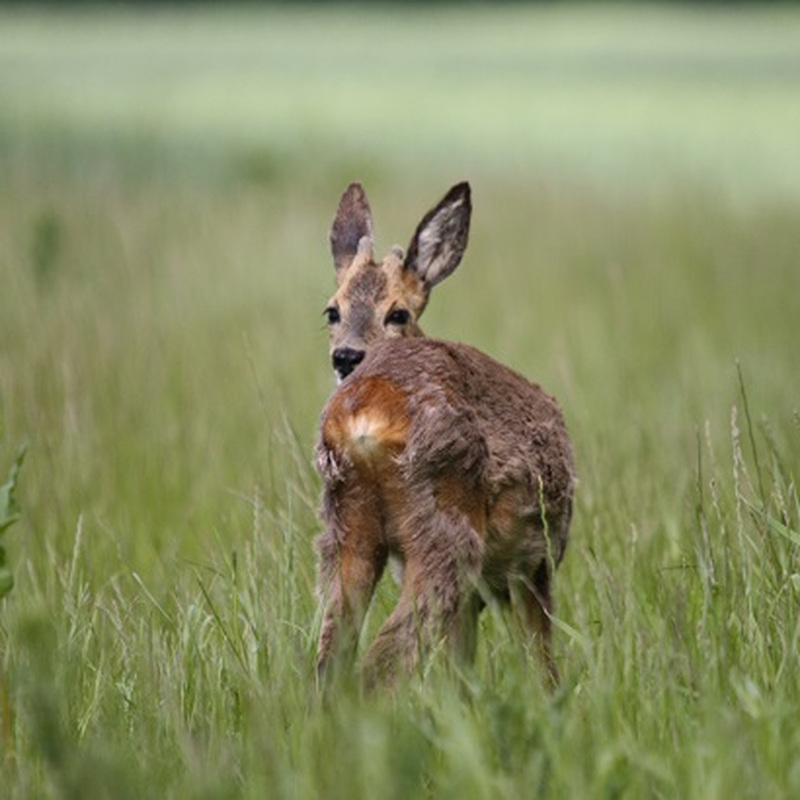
<box><xmin>346</xmin><ymin>412</ymin><xmax>386</xmax><ymax>459</ymax></box>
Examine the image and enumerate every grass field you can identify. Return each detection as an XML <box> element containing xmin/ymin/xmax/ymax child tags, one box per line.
<box><xmin>1</xmin><ymin>5</ymin><xmax>800</xmax><ymax>798</ymax></box>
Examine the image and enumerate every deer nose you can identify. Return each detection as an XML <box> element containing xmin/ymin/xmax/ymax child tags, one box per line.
<box><xmin>332</xmin><ymin>347</ymin><xmax>365</xmax><ymax>379</ymax></box>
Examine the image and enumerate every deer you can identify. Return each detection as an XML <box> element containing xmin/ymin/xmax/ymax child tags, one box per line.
<box><xmin>314</xmin><ymin>181</ymin><xmax>575</xmax><ymax>688</ymax></box>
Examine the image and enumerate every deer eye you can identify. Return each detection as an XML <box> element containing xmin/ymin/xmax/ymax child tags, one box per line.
<box><xmin>324</xmin><ymin>306</ymin><xmax>341</xmax><ymax>325</ymax></box>
<box><xmin>385</xmin><ymin>308</ymin><xmax>410</xmax><ymax>326</ymax></box>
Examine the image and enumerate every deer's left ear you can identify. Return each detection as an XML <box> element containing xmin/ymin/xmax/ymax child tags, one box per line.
<box><xmin>404</xmin><ymin>182</ymin><xmax>471</xmax><ymax>289</ymax></box>
<box><xmin>330</xmin><ymin>182</ymin><xmax>374</xmax><ymax>278</ymax></box>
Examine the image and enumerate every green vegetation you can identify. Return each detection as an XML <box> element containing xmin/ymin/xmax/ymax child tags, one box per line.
<box><xmin>0</xmin><ymin>440</ymin><xmax>26</xmax><ymax>598</ymax></box>
<box><xmin>1</xmin><ymin>5</ymin><xmax>799</xmax><ymax>798</ymax></box>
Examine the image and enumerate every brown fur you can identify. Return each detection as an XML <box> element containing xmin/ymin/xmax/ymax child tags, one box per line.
<box><xmin>316</xmin><ymin>183</ymin><xmax>575</xmax><ymax>687</ymax></box>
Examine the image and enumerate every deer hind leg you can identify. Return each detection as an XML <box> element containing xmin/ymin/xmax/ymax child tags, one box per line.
<box><xmin>362</xmin><ymin>496</ymin><xmax>485</xmax><ymax>687</ymax></box>
<box><xmin>316</xmin><ymin>480</ymin><xmax>387</xmax><ymax>683</ymax></box>
<box><xmin>512</xmin><ymin>559</ymin><xmax>559</xmax><ymax>689</ymax></box>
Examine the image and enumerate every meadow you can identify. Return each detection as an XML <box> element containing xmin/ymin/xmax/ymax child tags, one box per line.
<box><xmin>1</xmin><ymin>4</ymin><xmax>799</xmax><ymax>798</ymax></box>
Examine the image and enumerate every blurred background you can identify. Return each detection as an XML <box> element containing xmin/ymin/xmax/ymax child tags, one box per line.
<box><xmin>3</xmin><ymin>2</ymin><xmax>800</xmax><ymax>198</ymax></box>
<box><xmin>2</xmin><ymin>0</ymin><xmax>799</xmax><ymax>636</ymax></box>
<box><xmin>2</xmin><ymin>0</ymin><xmax>799</xmax><ymax>616</ymax></box>
<box><xmin>1</xmin><ymin>3</ymin><xmax>799</xmax><ymax>794</ymax></box>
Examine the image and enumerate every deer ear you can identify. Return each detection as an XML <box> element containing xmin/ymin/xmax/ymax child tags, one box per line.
<box><xmin>330</xmin><ymin>182</ymin><xmax>374</xmax><ymax>277</ymax></box>
<box><xmin>404</xmin><ymin>182</ymin><xmax>471</xmax><ymax>288</ymax></box>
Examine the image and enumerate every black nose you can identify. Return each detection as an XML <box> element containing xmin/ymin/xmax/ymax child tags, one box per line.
<box><xmin>332</xmin><ymin>347</ymin><xmax>365</xmax><ymax>379</ymax></box>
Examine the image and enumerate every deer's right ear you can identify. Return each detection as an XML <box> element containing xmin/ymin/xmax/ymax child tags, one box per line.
<box><xmin>404</xmin><ymin>182</ymin><xmax>471</xmax><ymax>290</ymax></box>
<box><xmin>330</xmin><ymin>183</ymin><xmax>374</xmax><ymax>278</ymax></box>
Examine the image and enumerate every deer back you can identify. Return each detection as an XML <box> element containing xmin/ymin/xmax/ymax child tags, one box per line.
<box><xmin>317</xmin><ymin>337</ymin><xmax>574</xmax><ymax>564</ymax></box>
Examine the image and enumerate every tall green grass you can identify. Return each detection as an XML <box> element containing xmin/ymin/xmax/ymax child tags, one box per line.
<box><xmin>1</xmin><ymin>5</ymin><xmax>800</xmax><ymax>798</ymax></box>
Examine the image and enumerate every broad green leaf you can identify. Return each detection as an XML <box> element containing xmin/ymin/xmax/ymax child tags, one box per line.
<box><xmin>0</xmin><ymin>544</ymin><xmax>12</xmax><ymax>598</ymax></box>
<box><xmin>0</xmin><ymin>445</ymin><xmax>26</xmax><ymax>536</ymax></box>
<box><xmin>0</xmin><ymin>562</ymin><xmax>13</xmax><ymax>598</ymax></box>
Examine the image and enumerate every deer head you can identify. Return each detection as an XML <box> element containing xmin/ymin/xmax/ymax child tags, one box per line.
<box><xmin>324</xmin><ymin>182</ymin><xmax>471</xmax><ymax>381</ymax></box>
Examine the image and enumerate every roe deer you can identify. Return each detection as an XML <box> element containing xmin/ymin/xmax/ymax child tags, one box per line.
<box><xmin>315</xmin><ymin>182</ymin><xmax>575</xmax><ymax>687</ymax></box>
